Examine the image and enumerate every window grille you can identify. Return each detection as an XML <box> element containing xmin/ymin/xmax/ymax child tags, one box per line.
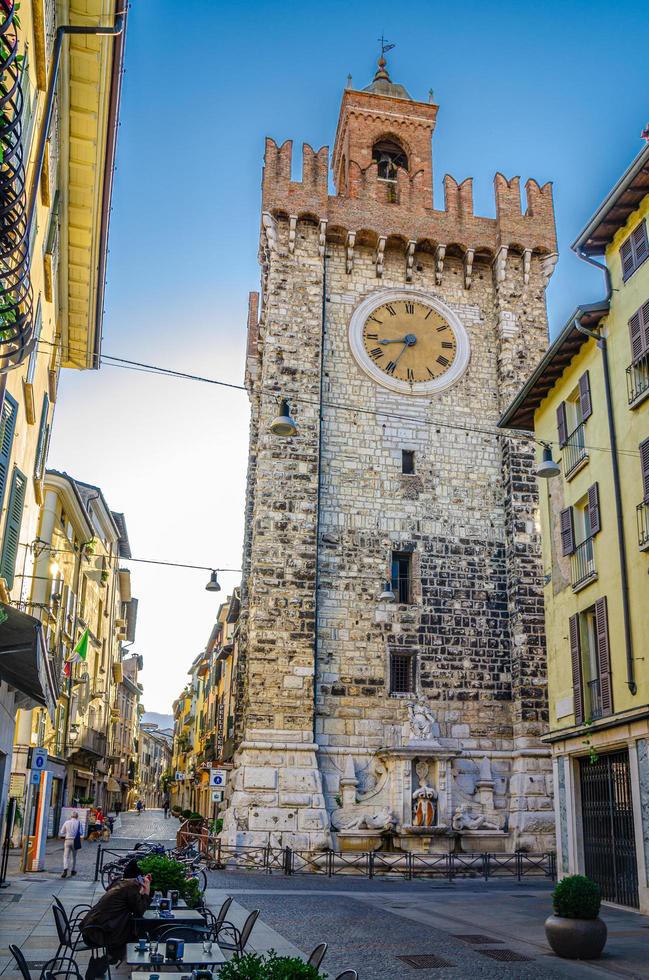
<box><xmin>390</xmin><ymin>652</ymin><xmax>415</xmax><ymax>694</ymax></box>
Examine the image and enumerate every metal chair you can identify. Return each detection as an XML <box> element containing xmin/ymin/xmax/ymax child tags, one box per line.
<box><xmin>307</xmin><ymin>943</ymin><xmax>327</xmax><ymax>970</ymax></box>
<box><xmin>53</xmin><ymin>898</ymin><xmax>90</xmax><ymax>936</ymax></box>
<box><xmin>9</xmin><ymin>945</ymin><xmax>83</xmax><ymax>980</ymax></box>
<box><xmin>201</xmin><ymin>897</ymin><xmax>237</xmax><ymax>942</ymax></box>
<box><xmin>333</xmin><ymin>973</ymin><xmax>358</xmax><ymax>980</ymax></box>
<box><xmin>217</xmin><ymin>908</ymin><xmax>260</xmax><ymax>955</ymax></box>
<box><xmin>154</xmin><ymin>926</ymin><xmax>208</xmax><ymax>942</ymax></box>
<box><xmin>51</xmin><ymin>906</ymin><xmax>111</xmax><ymax>980</ymax></box>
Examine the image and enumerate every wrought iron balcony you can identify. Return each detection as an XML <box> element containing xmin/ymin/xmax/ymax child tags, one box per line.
<box><xmin>637</xmin><ymin>500</ymin><xmax>649</xmax><ymax>551</ymax></box>
<box><xmin>68</xmin><ymin>726</ymin><xmax>107</xmax><ymax>758</ymax></box>
<box><xmin>626</xmin><ymin>352</ymin><xmax>649</xmax><ymax>407</ymax></box>
<box><xmin>571</xmin><ymin>538</ymin><xmax>596</xmax><ymax>591</ymax></box>
<box><xmin>563</xmin><ymin>422</ymin><xmax>588</xmax><ymax>478</ymax></box>
<box><xmin>586</xmin><ymin>678</ymin><xmax>602</xmax><ymax>721</ymax></box>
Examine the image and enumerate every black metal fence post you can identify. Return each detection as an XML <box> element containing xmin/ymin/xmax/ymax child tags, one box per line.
<box><xmin>516</xmin><ymin>850</ymin><xmax>523</xmax><ymax>881</ymax></box>
<box><xmin>447</xmin><ymin>853</ymin><xmax>453</xmax><ymax>883</ymax></box>
<box><xmin>483</xmin><ymin>852</ymin><xmax>489</xmax><ymax>881</ymax></box>
<box><xmin>407</xmin><ymin>852</ymin><xmax>413</xmax><ymax>881</ymax></box>
<box><xmin>549</xmin><ymin>851</ymin><xmax>557</xmax><ymax>881</ymax></box>
<box><xmin>94</xmin><ymin>844</ymin><xmax>102</xmax><ymax>882</ymax></box>
<box><xmin>283</xmin><ymin>846</ymin><xmax>292</xmax><ymax>876</ymax></box>
<box><xmin>368</xmin><ymin>851</ymin><xmax>374</xmax><ymax>879</ymax></box>
<box><xmin>327</xmin><ymin>849</ymin><xmax>333</xmax><ymax>878</ymax></box>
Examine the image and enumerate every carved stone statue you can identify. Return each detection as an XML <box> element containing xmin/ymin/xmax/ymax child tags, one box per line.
<box><xmin>452</xmin><ymin>806</ymin><xmax>500</xmax><ymax>832</ymax></box>
<box><xmin>340</xmin><ymin>806</ymin><xmax>394</xmax><ymax>831</ymax></box>
<box><xmin>407</xmin><ymin>699</ymin><xmax>437</xmax><ymax>741</ymax></box>
<box><xmin>412</xmin><ymin>785</ymin><xmax>438</xmax><ymax>827</ymax></box>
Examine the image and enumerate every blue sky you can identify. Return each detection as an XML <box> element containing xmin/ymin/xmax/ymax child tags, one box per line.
<box><xmin>50</xmin><ymin>0</ymin><xmax>649</xmax><ymax>711</ymax></box>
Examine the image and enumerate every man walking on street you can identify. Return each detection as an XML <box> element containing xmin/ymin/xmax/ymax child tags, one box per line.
<box><xmin>163</xmin><ymin>796</ymin><xmax>170</xmax><ymax>818</ymax></box>
<box><xmin>59</xmin><ymin>810</ymin><xmax>82</xmax><ymax>878</ymax></box>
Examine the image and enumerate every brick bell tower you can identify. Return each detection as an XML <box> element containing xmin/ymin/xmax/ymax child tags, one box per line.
<box><xmin>223</xmin><ymin>53</ymin><xmax>558</xmax><ymax>854</ymax></box>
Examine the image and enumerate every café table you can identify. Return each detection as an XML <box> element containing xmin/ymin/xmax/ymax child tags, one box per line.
<box><xmin>127</xmin><ymin>942</ymin><xmax>226</xmax><ymax>970</ymax></box>
<box><xmin>135</xmin><ymin>908</ymin><xmax>207</xmax><ymax>939</ymax></box>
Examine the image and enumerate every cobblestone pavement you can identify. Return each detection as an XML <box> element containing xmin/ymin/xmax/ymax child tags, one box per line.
<box><xmin>1</xmin><ymin>815</ymin><xmax>648</xmax><ymax>980</ymax></box>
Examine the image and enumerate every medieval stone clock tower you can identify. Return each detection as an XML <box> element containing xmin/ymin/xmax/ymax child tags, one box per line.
<box><xmin>223</xmin><ymin>56</ymin><xmax>558</xmax><ymax>854</ymax></box>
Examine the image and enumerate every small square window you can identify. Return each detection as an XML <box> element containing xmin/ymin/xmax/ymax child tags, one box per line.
<box><xmin>390</xmin><ymin>652</ymin><xmax>416</xmax><ymax>694</ymax></box>
<box><xmin>402</xmin><ymin>450</ymin><xmax>415</xmax><ymax>474</ymax></box>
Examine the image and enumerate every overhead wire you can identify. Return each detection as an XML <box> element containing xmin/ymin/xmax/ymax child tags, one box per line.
<box><xmin>32</xmin><ymin>337</ymin><xmax>642</xmax><ymax>458</ymax></box>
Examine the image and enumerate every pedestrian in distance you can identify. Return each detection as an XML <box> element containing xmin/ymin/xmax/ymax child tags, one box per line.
<box><xmin>162</xmin><ymin>796</ymin><xmax>170</xmax><ymax>818</ymax></box>
<box><xmin>136</xmin><ymin>799</ymin><xmax>143</xmax><ymax>816</ymax></box>
<box><xmin>59</xmin><ymin>810</ymin><xmax>82</xmax><ymax>878</ymax></box>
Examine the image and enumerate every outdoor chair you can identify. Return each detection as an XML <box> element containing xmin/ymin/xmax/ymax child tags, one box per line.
<box><xmin>10</xmin><ymin>945</ymin><xmax>83</xmax><ymax>980</ymax></box>
<box><xmin>154</xmin><ymin>926</ymin><xmax>209</xmax><ymax>942</ymax></box>
<box><xmin>201</xmin><ymin>897</ymin><xmax>237</xmax><ymax>942</ymax></box>
<box><xmin>333</xmin><ymin>972</ymin><xmax>358</xmax><ymax>980</ymax></box>
<box><xmin>307</xmin><ymin>943</ymin><xmax>327</xmax><ymax>970</ymax></box>
<box><xmin>51</xmin><ymin>906</ymin><xmax>111</xmax><ymax>980</ymax></box>
<box><xmin>53</xmin><ymin>898</ymin><xmax>90</xmax><ymax>937</ymax></box>
<box><xmin>216</xmin><ymin>908</ymin><xmax>260</xmax><ymax>955</ymax></box>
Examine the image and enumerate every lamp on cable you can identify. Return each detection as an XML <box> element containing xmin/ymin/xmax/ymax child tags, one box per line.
<box><xmin>269</xmin><ymin>397</ymin><xmax>298</xmax><ymax>437</ymax></box>
<box><xmin>535</xmin><ymin>442</ymin><xmax>561</xmax><ymax>480</ymax></box>
<box><xmin>205</xmin><ymin>570</ymin><xmax>221</xmax><ymax>593</ymax></box>
<box><xmin>378</xmin><ymin>580</ymin><xmax>396</xmax><ymax>602</ymax></box>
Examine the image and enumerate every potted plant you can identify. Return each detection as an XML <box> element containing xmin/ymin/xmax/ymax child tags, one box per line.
<box><xmin>137</xmin><ymin>854</ymin><xmax>202</xmax><ymax>908</ymax></box>
<box><xmin>218</xmin><ymin>950</ymin><xmax>325</xmax><ymax>979</ymax></box>
<box><xmin>545</xmin><ymin>874</ymin><xmax>607</xmax><ymax>959</ymax></box>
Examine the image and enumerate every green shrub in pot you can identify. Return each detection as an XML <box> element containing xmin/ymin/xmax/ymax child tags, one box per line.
<box><xmin>181</xmin><ymin>808</ymin><xmax>192</xmax><ymax>819</ymax></box>
<box><xmin>545</xmin><ymin>874</ymin><xmax>606</xmax><ymax>959</ymax></box>
<box><xmin>218</xmin><ymin>951</ymin><xmax>325</xmax><ymax>979</ymax></box>
<box><xmin>137</xmin><ymin>854</ymin><xmax>202</xmax><ymax>908</ymax></box>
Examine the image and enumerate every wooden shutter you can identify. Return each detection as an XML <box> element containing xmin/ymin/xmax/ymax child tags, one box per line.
<box><xmin>629</xmin><ymin>309</ymin><xmax>644</xmax><ymax>362</ymax></box>
<box><xmin>560</xmin><ymin>506</ymin><xmax>575</xmax><ymax>555</ymax></box>
<box><xmin>595</xmin><ymin>596</ymin><xmax>613</xmax><ymax>717</ymax></box>
<box><xmin>632</xmin><ymin>219</ymin><xmax>649</xmax><ymax>269</ymax></box>
<box><xmin>588</xmin><ymin>482</ymin><xmax>601</xmax><ymax>535</ymax></box>
<box><xmin>621</xmin><ymin>237</ymin><xmax>635</xmax><ymax>280</ymax></box>
<box><xmin>34</xmin><ymin>393</ymin><xmax>50</xmax><ymax>481</ymax></box>
<box><xmin>640</xmin><ymin>437</ymin><xmax>649</xmax><ymax>503</ymax></box>
<box><xmin>579</xmin><ymin>371</ymin><xmax>592</xmax><ymax>421</ymax></box>
<box><xmin>0</xmin><ymin>468</ymin><xmax>27</xmax><ymax>589</ymax></box>
<box><xmin>569</xmin><ymin>613</ymin><xmax>583</xmax><ymax>725</ymax></box>
<box><xmin>556</xmin><ymin>401</ymin><xmax>568</xmax><ymax>446</ymax></box>
<box><xmin>0</xmin><ymin>393</ymin><xmax>18</xmax><ymax>513</ymax></box>
<box><xmin>642</xmin><ymin>300</ymin><xmax>649</xmax><ymax>354</ymax></box>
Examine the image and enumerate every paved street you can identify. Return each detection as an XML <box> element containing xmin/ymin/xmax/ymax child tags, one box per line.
<box><xmin>1</xmin><ymin>810</ymin><xmax>648</xmax><ymax>980</ymax></box>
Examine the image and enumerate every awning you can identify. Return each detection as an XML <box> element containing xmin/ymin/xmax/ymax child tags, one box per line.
<box><xmin>107</xmin><ymin>777</ymin><xmax>120</xmax><ymax>792</ymax></box>
<box><xmin>0</xmin><ymin>604</ymin><xmax>57</xmax><ymax>720</ymax></box>
<box><xmin>73</xmin><ymin>768</ymin><xmax>94</xmax><ymax>781</ymax></box>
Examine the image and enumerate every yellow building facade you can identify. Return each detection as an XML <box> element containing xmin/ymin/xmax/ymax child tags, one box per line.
<box><xmin>500</xmin><ymin>142</ymin><xmax>649</xmax><ymax>912</ymax></box>
<box><xmin>0</xmin><ymin>0</ymin><xmax>126</xmax><ymax>834</ymax></box>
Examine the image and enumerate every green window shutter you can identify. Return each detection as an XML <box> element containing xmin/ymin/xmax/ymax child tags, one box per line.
<box><xmin>34</xmin><ymin>393</ymin><xmax>50</xmax><ymax>480</ymax></box>
<box><xmin>0</xmin><ymin>468</ymin><xmax>27</xmax><ymax>589</ymax></box>
<box><xmin>0</xmin><ymin>393</ymin><xmax>18</xmax><ymax>513</ymax></box>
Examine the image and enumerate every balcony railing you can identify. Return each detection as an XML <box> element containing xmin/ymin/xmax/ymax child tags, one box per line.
<box><xmin>586</xmin><ymin>678</ymin><xmax>602</xmax><ymax>721</ymax></box>
<box><xmin>69</xmin><ymin>726</ymin><xmax>107</xmax><ymax>757</ymax></box>
<box><xmin>571</xmin><ymin>538</ymin><xmax>596</xmax><ymax>590</ymax></box>
<box><xmin>563</xmin><ymin>422</ymin><xmax>588</xmax><ymax>477</ymax></box>
<box><xmin>637</xmin><ymin>500</ymin><xmax>649</xmax><ymax>551</ymax></box>
<box><xmin>627</xmin><ymin>353</ymin><xmax>649</xmax><ymax>407</ymax></box>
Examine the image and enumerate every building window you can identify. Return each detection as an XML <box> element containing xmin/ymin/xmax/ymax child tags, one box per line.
<box><xmin>569</xmin><ymin>596</ymin><xmax>612</xmax><ymax>724</ymax></box>
<box><xmin>557</xmin><ymin>372</ymin><xmax>592</xmax><ymax>476</ymax></box>
<box><xmin>391</xmin><ymin>550</ymin><xmax>412</xmax><ymax>603</ymax></box>
<box><xmin>401</xmin><ymin>449</ymin><xmax>415</xmax><ymax>474</ymax></box>
<box><xmin>620</xmin><ymin>219</ymin><xmax>648</xmax><ymax>282</ymax></box>
<box><xmin>390</xmin><ymin>651</ymin><xmax>416</xmax><ymax>694</ymax></box>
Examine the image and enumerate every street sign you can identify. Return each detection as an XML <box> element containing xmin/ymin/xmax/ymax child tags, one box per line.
<box><xmin>175</xmin><ymin>771</ymin><xmax>184</xmax><ymax>781</ymax></box>
<box><xmin>30</xmin><ymin>770</ymin><xmax>42</xmax><ymax>786</ymax></box>
<box><xmin>211</xmin><ymin>790</ymin><xmax>223</xmax><ymax>803</ymax></box>
<box><xmin>209</xmin><ymin>769</ymin><xmax>227</xmax><ymax>788</ymax></box>
<box><xmin>31</xmin><ymin>747</ymin><xmax>48</xmax><ymax>772</ymax></box>
<box><xmin>9</xmin><ymin>773</ymin><xmax>25</xmax><ymax>798</ymax></box>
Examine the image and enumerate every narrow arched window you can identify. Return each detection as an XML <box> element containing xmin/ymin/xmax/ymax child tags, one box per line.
<box><xmin>372</xmin><ymin>139</ymin><xmax>408</xmax><ymax>182</ymax></box>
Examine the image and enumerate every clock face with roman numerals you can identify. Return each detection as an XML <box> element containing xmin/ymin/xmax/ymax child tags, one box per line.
<box><xmin>348</xmin><ymin>289</ymin><xmax>470</xmax><ymax>396</ymax></box>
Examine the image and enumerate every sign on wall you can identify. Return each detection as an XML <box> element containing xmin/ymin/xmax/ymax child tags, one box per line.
<box><xmin>211</xmin><ymin>790</ymin><xmax>223</xmax><ymax>803</ymax></box>
<box><xmin>209</xmin><ymin>769</ymin><xmax>227</xmax><ymax>788</ymax></box>
<box><xmin>9</xmin><ymin>772</ymin><xmax>25</xmax><ymax>798</ymax></box>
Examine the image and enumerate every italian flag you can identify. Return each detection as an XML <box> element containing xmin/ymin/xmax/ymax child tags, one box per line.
<box><xmin>64</xmin><ymin>628</ymin><xmax>89</xmax><ymax>677</ymax></box>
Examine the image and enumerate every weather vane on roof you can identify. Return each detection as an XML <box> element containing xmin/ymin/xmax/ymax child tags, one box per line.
<box><xmin>378</xmin><ymin>35</ymin><xmax>396</xmax><ymax>56</ymax></box>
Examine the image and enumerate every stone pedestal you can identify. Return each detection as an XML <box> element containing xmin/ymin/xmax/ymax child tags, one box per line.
<box><xmin>221</xmin><ymin>730</ymin><xmax>331</xmax><ymax>850</ymax></box>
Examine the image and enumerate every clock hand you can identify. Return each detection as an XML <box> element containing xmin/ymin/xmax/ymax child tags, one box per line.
<box><xmin>391</xmin><ymin>341</ymin><xmax>410</xmax><ymax>368</ymax></box>
<box><xmin>379</xmin><ymin>336</ymin><xmax>408</xmax><ymax>345</ymax></box>
<box><xmin>379</xmin><ymin>334</ymin><xmax>418</xmax><ymax>346</ymax></box>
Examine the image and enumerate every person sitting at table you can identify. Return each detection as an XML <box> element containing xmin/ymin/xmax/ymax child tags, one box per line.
<box><xmin>80</xmin><ymin>871</ymin><xmax>152</xmax><ymax>979</ymax></box>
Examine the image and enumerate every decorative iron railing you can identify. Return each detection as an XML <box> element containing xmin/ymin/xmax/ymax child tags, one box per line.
<box><xmin>0</xmin><ymin>0</ymin><xmax>34</xmax><ymax>372</ymax></box>
<box><xmin>563</xmin><ymin>422</ymin><xmax>588</xmax><ymax>476</ymax></box>
<box><xmin>571</xmin><ymin>538</ymin><xmax>596</xmax><ymax>590</ymax></box>
<box><xmin>626</xmin><ymin>353</ymin><xmax>649</xmax><ymax>406</ymax></box>
<box><xmin>637</xmin><ymin>500</ymin><xmax>649</xmax><ymax>551</ymax></box>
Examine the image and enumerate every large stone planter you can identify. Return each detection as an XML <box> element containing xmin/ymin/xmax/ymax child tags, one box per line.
<box><xmin>545</xmin><ymin>915</ymin><xmax>607</xmax><ymax>959</ymax></box>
